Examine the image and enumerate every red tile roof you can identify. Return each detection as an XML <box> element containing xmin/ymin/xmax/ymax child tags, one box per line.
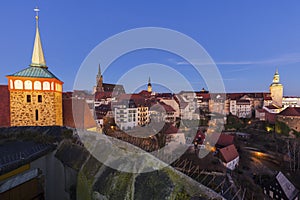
<box><xmin>219</xmin><ymin>144</ymin><xmax>239</xmax><ymax>163</ymax></box>
<box><xmin>94</xmin><ymin>91</ymin><xmax>113</xmax><ymax>100</ymax></box>
<box><xmin>217</xmin><ymin>134</ymin><xmax>234</xmax><ymax>147</ymax></box>
<box><xmin>226</xmin><ymin>92</ymin><xmax>267</xmax><ymax>100</ymax></box>
<box><xmin>196</xmin><ymin>93</ymin><xmax>211</xmax><ymax>100</ymax></box>
<box><xmin>164</xmin><ymin>125</ymin><xmax>179</xmax><ymax>134</ymax></box>
<box><xmin>193</xmin><ymin>130</ymin><xmax>205</xmax><ymax>144</ymax></box>
<box><xmin>265</xmin><ymin>104</ymin><xmax>281</xmax><ymax>109</ymax></box>
<box><xmin>159</xmin><ymin>102</ymin><xmax>175</xmax><ymax>112</ymax></box>
<box><xmin>150</xmin><ymin>102</ymin><xmax>176</xmax><ymax>113</ymax></box>
<box><xmin>278</xmin><ymin>107</ymin><xmax>300</xmax><ymax>117</ymax></box>
<box><xmin>155</xmin><ymin>93</ymin><xmax>173</xmax><ymax>99</ymax></box>
<box><xmin>138</xmin><ymin>90</ymin><xmax>152</xmax><ymax>97</ymax></box>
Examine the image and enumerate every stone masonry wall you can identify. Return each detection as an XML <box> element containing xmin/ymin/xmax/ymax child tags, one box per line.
<box><xmin>10</xmin><ymin>91</ymin><xmax>62</xmax><ymax>126</ymax></box>
<box><xmin>277</xmin><ymin>115</ymin><xmax>300</xmax><ymax>132</ymax></box>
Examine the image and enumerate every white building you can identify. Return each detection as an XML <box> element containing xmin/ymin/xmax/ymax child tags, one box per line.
<box><xmin>230</xmin><ymin>100</ymin><xmax>251</xmax><ymax>118</ymax></box>
<box><xmin>219</xmin><ymin>144</ymin><xmax>239</xmax><ymax>170</ymax></box>
<box><xmin>114</xmin><ymin>104</ymin><xmax>138</xmax><ymax>130</ymax></box>
<box><xmin>176</xmin><ymin>92</ymin><xmax>199</xmax><ymax>120</ymax></box>
<box><xmin>283</xmin><ymin>97</ymin><xmax>300</xmax><ymax>108</ymax></box>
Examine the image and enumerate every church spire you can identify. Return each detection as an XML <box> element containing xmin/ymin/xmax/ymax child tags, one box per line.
<box><xmin>31</xmin><ymin>7</ymin><xmax>47</xmax><ymax>68</ymax></box>
<box><xmin>147</xmin><ymin>76</ymin><xmax>152</xmax><ymax>93</ymax></box>
<box><xmin>96</xmin><ymin>64</ymin><xmax>103</xmax><ymax>92</ymax></box>
<box><xmin>98</xmin><ymin>64</ymin><xmax>102</xmax><ymax>77</ymax></box>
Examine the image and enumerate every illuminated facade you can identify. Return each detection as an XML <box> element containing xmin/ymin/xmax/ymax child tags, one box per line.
<box><xmin>270</xmin><ymin>69</ymin><xmax>283</xmax><ymax>108</ymax></box>
<box><xmin>147</xmin><ymin>77</ymin><xmax>152</xmax><ymax>93</ymax></box>
<box><xmin>6</xmin><ymin>9</ymin><xmax>63</xmax><ymax>126</ymax></box>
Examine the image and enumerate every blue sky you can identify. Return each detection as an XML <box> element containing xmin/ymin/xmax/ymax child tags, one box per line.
<box><xmin>1</xmin><ymin>1</ymin><xmax>300</xmax><ymax>95</ymax></box>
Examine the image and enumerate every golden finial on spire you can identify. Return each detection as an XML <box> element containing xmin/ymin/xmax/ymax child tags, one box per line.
<box><xmin>31</xmin><ymin>7</ymin><xmax>47</xmax><ymax>68</ymax></box>
<box><xmin>34</xmin><ymin>7</ymin><xmax>40</xmax><ymax>21</ymax></box>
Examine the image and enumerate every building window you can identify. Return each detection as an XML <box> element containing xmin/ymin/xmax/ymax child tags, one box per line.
<box><xmin>38</xmin><ymin>95</ymin><xmax>42</xmax><ymax>103</ymax></box>
<box><xmin>43</xmin><ymin>81</ymin><xmax>50</xmax><ymax>90</ymax></box>
<box><xmin>27</xmin><ymin>95</ymin><xmax>31</xmax><ymax>103</ymax></box>
<box><xmin>14</xmin><ymin>80</ymin><xmax>23</xmax><ymax>89</ymax></box>
<box><xmin>35</xmin><ymin>109</ymin><xmax>39</xmax><ymax>121</ymax></box>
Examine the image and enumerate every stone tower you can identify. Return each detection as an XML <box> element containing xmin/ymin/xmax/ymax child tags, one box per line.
<box><xmin>270</xmin><ymin>69</ymin><xmax>283</xmax><ymax>108</ymax></box>
<box><xmin>6</xmin><ymin>8</ymin><xmax>63</xmax><ymax>126</ymax></box>
<box><xmin>147</xmin><ymin>77</ymin><xmax>152</xmax><ymax>93</ymax></box>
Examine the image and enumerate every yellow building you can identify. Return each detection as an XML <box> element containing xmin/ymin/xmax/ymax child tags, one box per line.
<box><xmin>6</xmin><ymin>8</ymin><xmax>63</xmax><ymax>126</ymax></box>
<box><xmin>270</xmin><ymin>69</ymin><xmax>283</xmax><ymax>108</ymax></box>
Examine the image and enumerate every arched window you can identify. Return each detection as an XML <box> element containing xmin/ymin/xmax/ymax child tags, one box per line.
<box><xmin>14</xmin><ymin>80</ymin><xmax>23</xmax><ymax>89</ymax></box>
<box><xmin>43</xmin><ymin>81</ymin><xmax>50</xmax><ymax>90</ymax></box>
<box><xmin>24</xmin><ymin>80</ymin><xmax>32</xmax><ymax>90</ymax></box>
<box><xmin>34</xmin><ymin>81</ymin><xmax>41</xmax><ymax>90</ymax></box>
<box><xmin>55</xmin><ymin>83</ymin><xmax>62</xmax><ymax>92</ymax></box>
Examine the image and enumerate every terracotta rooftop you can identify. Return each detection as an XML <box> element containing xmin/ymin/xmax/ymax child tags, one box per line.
<box><xmin>219</xmin><ymin>144</ymin><xmax>239</xmax><ymax>163</ymax></box>
<box><xmin>265</xmin><ymin>104</ymin><xmax>281</xmax><ymax>109</ymax></box>
<box><xmin>193</xmin><ymin>130</ymin><xmax>205</xmax><ymax>144</ymax></box>
<box><xmin>159</xmin><ymin>102</ymin><xmax>176</xmax><ymax>112</ymax></box>
<box><xmin>278</xmin><ymin>107</ymin><xmax>300</xmax><ymax>117</ymax></box>
<box><xmin>138</xmin><ymin>90</ymin><xmax>152</xmax><ymax>97</ymax></box>
<box><xmin>155</xmin><ymin>93</ymin><xmax>173</xmax><ymax>99</ymax></box>
<box><xmin>94</xmin><ymin>91</ymin><xmax>113</xmax><ymax>100</ymax></box>
<box><xmin>217</xmin><ymin>134</ymin><xmax>234</xmax><ymax>147</ymax></box>
<box><xmin>196</xmin><ymin>93</ymin><xmax>211</xmax><ymax>100</ymax></box>
<box><xmin>164</xmin><ymin>125</ymin><xmax>179</xmax><ymax>134</ymax></box>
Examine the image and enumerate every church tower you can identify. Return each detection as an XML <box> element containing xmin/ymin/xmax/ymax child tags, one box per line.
<box><xmin>6</xmin><ymin>8</ymin><xmax>63</xmax><ymax>126</ymax></box>
<box><xmin>96</xmin><ymin>64</ymin><xmax>103</xmax><ymax>92</ymax></box>
<box><xmin>147</xmin><ymin>77</ymin><xmax>152</xmax><ymax>93</ymax></box>
<box><xmin>270</xmin><ymin>69</ymin><xmax>283</xmax><ymax>108</ymax></box>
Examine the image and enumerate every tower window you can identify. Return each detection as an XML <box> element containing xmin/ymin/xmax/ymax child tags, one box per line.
<box><xmin>26</xmin><ymin>95</ymin><xmax>31</xmax><ymax>103</ymax></box>
<box><xmin>35</xmin><ymin>109</ymin><xmax>39</xmax><ymax>121</ymax></box>
<box><xmin>38</xmin><ymin>95</ymin><xmax>42</xmax><ymax>103</ymax></box>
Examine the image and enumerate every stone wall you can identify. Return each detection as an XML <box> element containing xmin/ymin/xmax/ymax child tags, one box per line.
<box><xmin>10</xmin><ymin>91</ymin><xmax>62</xmax><ymax>126</ymax></box>
<box><xmin>277</xmin><ymin>115</ymin><xmax>300</xmax><ymax>132</ymax></box>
